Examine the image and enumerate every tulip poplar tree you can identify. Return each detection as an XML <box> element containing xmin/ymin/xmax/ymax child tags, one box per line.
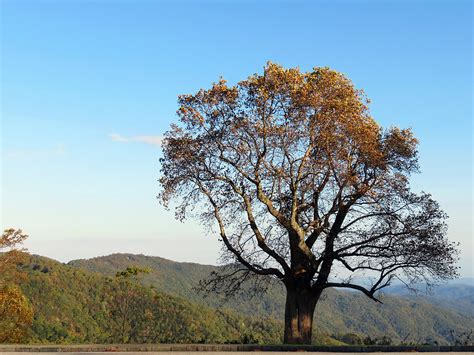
<box><xmin>159</xmin><ymin>63</ymin><xmax>459</xmax><ymax>344</ymax></box>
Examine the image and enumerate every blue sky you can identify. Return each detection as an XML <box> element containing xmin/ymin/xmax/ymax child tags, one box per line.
<box><xmin>1</xmin><ymin>0</ymin><xmax>472</xmax><ymax>276</ymax></box>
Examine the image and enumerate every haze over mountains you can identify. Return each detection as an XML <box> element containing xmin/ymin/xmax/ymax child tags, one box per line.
<box><xmin>386</xmin><ymin>281</ymin><xmax>474</xmax><ymax>317</ymax></box>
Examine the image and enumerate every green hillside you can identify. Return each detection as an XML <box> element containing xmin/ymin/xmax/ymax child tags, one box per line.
<box><xmin>12</xmin><ymin>252</ymin><xmax>473</xmax><ymax>345</ymax></box>
<box><xmin>69</xmin><ymin>253</ymin><xmax>283</xmax><ymax>318</ymax></box>
<box><xmin>18</xmin><ymin>255</ymin><xmax>285</xmax><ymax>344</ymax></box>
<box><xmin>69</xmin><ymin>253</ymin><xmax>474</xmax><ymax>345</ymax></box>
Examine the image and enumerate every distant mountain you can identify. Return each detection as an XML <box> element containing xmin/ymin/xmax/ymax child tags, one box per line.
<box><xmin>448</xmin><ymin>277</ymin><xmax>474</xmax><ymax>286</ymax></box>
<box><xmin>69</xmin><ymin>253</ymin><xmax>474</xmax><ymax>345</ymax></box>
<box><xmin>385</xmin><ymin>282</ymin><xmax>474</xmax><ymax>317</ymax></box>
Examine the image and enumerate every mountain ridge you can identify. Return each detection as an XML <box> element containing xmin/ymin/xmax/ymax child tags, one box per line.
<box><xmin>68</xmin><ymin>252</ymin><xmax>474</xmax><ymax>345</ymax></box>
<box><xmin>19</xmin><ymin>254</ymin><xmax>286</xmax><ymax>344</ymax></box>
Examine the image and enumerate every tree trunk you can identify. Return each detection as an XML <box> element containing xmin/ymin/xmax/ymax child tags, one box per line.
<box><xmin>283</xmin><ymin>283</ymin><xmax>319</xmax><ymax>344</ymax></box>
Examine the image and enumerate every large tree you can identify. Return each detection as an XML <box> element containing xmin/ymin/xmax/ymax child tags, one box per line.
<box><xmin>159</xmin><ymin>63</ymin><xmax>459</xmax><ymax>344</ymax></box>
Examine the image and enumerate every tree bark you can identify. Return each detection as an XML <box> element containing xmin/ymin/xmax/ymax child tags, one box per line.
<box><xmin>283</xmin><ymin>283</ymin><xmax>319</xmax><ymax>344</ymax></box>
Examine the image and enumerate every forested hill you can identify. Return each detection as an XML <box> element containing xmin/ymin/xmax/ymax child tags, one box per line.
<box><xmin>19</xmin><ymin>255</ymin><xmax>284</xmax><ymax>344</ymax></box>
<box><xmin>69</xmin><ymin>253</ymin><xmax>474</xmax><ymax>345</ymax></box>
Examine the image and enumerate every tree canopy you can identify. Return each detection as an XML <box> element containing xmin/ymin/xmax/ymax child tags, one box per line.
<box><xmin>159</xmin><ymin>63</ymin><xmax>459</xmax><ymax>343</ymax></box>
<box><xmin>0</xmin><ymin>228</ymin><xmax>29</xmax><ymax>284</ymax></box>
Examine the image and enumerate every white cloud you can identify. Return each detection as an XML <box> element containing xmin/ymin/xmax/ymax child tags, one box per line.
<box><xmin>109</xmin><ymin>133</ymin><xmax>163</xmax><ymax>146</ymax></box>
<box><xmin>109</xmin><ymin>133</ymin><xmax>129</xmax><ymax>142</ymax></box>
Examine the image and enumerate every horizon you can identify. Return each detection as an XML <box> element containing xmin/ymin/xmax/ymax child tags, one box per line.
<box><xmin>1</xmin><ymin>0</ymin><xmax>473</xmax><ymax>277</ymax></box>
<box><xmin>30</xmin><ymin>251</ymin><xmax>474</xmax><ymax>289</ymax></box>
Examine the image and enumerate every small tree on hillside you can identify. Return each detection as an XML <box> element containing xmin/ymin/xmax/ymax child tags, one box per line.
<box><xmin>159</xmin><ymin>63</ymin><xmax>459</xmax><ymax>344</ymax></box>
<box><xmin>105</xmin><ymin>266</ymin><xmax>151</xmax><ymax>343</ymax></box>
<box><xmin>0</xmin><ymin>228</ymin><xmax>29</xmax><ymax>284</ymax></box>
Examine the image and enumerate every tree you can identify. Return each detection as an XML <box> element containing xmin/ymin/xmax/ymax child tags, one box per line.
<box><xmin>159</xmin><ymin>63</ymin><xmax>459</xmax><ymax>344</ymax></box>
<box><xmin>0</xmin><ymin>285</ymin><xmax>33</xmax><ymax>343</ymax></box>
<box><xmin>0</xmin><ymin>228</ymin><xmax>29</xmax><ymax>285</ymax></box>
<box><xmin>105</xmin><ymin>266</ymin><xmax>151</xmax><ymax>343</ymax></box>
<box><xmin>0</xmin><ymin>228</ymin><xmax>33</xmax><ymax>343</ymax></box>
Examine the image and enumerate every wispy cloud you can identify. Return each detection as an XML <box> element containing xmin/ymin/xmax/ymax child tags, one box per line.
<box><xmin>109</xmin><ymin>133</ymin><xmax>163</xmax><ymax>146</ymax></box>
<box><xmin>4</xmin><ymin>144</ymin><xmax>66</xmax><ymax>159</ymax></box>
